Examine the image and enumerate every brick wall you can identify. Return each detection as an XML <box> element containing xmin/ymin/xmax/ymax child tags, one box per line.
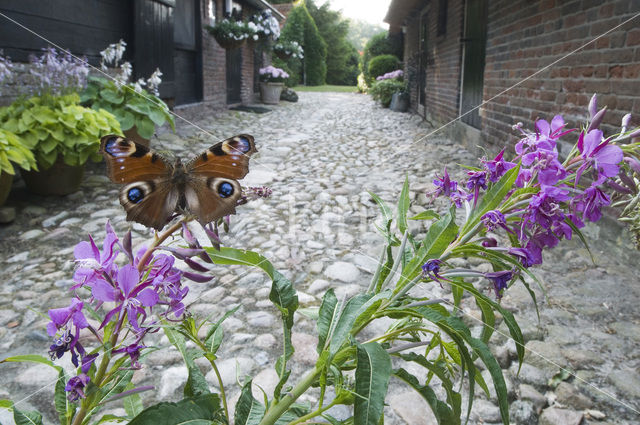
<box><xmin>201</xmin><ymin>0</ymin><xmax>227</xmax><ymax>106</ymax></box>
<box><xmin>482</xmin><ymin>0</ymin><xmax>640</xmax><ymax>148</ymax></box>
<box><xmin>424</xmin><ymin>0</ymin><xmax>463</xmax><ymax>125</ymax></box>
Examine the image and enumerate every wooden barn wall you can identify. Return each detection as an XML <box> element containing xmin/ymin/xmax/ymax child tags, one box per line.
<box><xmin>0</xmin><ymin>0</ymin><xmax>132</xmax><ymax>65</ymax></box>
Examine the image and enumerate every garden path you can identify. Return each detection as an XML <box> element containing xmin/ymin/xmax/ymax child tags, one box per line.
<box><xmin>1</xmin><ymin>92</ymin><xmax>639</xmax><ymax>424</ymax></box>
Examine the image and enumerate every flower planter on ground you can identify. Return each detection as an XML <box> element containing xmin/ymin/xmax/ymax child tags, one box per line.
<box><xmin>21</xmin><ymin>158</ymin><xmax>85</xmax><ymax>196</ymax></box>
<box><xmin>0</xmin><ymin>171</ymin><xmax>12</xmax><ymax>206</ymax></box>
<box><xmin>390</xmin><ymin>92</ymin><xmax>409</xmax><ymax>112</ymax></box>
<box><xmin>123</xmin><ymin>126</ymin><xmax>151</xmax><ymax>148</ymax></box>
<box><xmin>260</xmin><ymin>82</ymin><xmax>284</xmax><ymax>105</ymax></box>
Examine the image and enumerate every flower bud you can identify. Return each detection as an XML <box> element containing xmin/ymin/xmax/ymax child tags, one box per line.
<box><xmin>588</xmin><ymin>93</ymin><xmax>597</xmax><ymax>119</ymax></box>
<box><xmin>587</xmin><ymin>107</ymin><xmax>606</xmax><ymax>132</ymax></box>
<box><xmin>621</xmin><ymin>113</ymin><xmax>632</xmax><ymax>131</ymax></box>
<box><xmin>482</xmin><ymin>238</ymin><xmax>498</xmax><ymax>247</ymax></box>
<box><xmin>183</xmin><ymin>271</ymin><xmax>214</xmax><ymax>283</ymax></box>
<box><xmin>624</xmin><ymin>156</ymin><xmax>640</xmax><ymax>174</ymax></box>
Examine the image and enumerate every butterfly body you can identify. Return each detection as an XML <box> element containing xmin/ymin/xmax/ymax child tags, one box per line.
<box><xmin>100</xmin><ymin>134</ymin><xmax>256</xmax><ymax>230</ymax></box>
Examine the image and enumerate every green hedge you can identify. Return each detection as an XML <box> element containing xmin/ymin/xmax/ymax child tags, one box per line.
<box><xmin>361</xmin><ymin>31</ymin><xmax>403</xmax><ymax>83</ymax></box>
<box><xmin>279</xmin><ymin>2</ymin><xmax>327</xmax><ymax>86</ymax></box>
<box><xmin>368</xmin><ymin>55</ymin><xmax>400</xmax><ymax>82</ymax></box>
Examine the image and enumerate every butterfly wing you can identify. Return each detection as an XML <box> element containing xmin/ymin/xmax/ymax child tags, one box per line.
<box><xmin>185</xmin><ymin>134</ymin><xmax>257</xmax><ymax>224</ymax></box>
<box><xmin>100</xmin><ymin>135</ymin><xmax>178</xmax><ymax>230</ymax></box>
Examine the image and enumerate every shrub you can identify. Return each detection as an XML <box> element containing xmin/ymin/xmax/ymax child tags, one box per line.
<box><xmin>368</xmin><ymin>54</ymin><xmax>400</xmax><ymax>83</ymax></box>
<box><xmin>361</xmin><ymin>31</ymin><xmax>403</xmax><ymax>82</ymax></box>
<box><xmin>278</xmin><ymin>3</ymin><xmax>327</xmax><ymax>86</ymax></box>
<box><xmin>368</xmin><ymin>79</ymin><xmax>406</xmax><ymax>107</ymax></box>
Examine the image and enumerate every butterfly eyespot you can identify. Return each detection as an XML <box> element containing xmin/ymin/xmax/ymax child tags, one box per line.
<box><xmin>127</xmin><ymin>187</ymin><xmax>145</xmax><ymax>204</ymax></box>
<box><xmin>218</xmin><ymin>182</ymin><xmax>234</xmax><ymax>198</ymax></box>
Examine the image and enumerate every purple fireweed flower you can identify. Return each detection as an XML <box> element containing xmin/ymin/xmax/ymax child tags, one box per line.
<box><xmin>572</xmin><ymin>178</ymin><xmax>611</xmax><ymax>222</ymax></box>
<box><xmin>481</xmin><ymin>210</ymin><xmax>512</xmax><ymax>233</ymax></box>
<box><xmin>510</xmin><ymin>230</ymin><xmax>559</xmax><ymax>268</ymax></box>
<box><xmin>576</xmin><ymin>129</ymin><xmax>623</xmax><ymax>184</ymax></box>
<box><xmin>47</xmin><ymin>298</ymin><xmax>88</xmax><ymax>336</ymax></box>
<box><xmin>466</xmin><ymin>170</ymin><xmax>487</xmax><ymax>205</ymax></box>
<box><xmin>113</xmin><ymin>343</ymin><xmax>146</xmax><ymax>369</ymax></box>
<box><xmin>431</xmin><ymin>168</ymin><xmax>472</xmax><ymax>207</ymax></box>
<box><xmin>65</xmin><ymin>373</ymin><xmax>90</xmax><ymax>402</ymax></box>
<box><xmin>422</xmin><ymin>259</ymin><xmax>450</xmax><ymax>287</ymax></box>
<box><xmin>484</xmin><ymin>269</ymin><xmax>515</xmax><ymax>298</ymax></box>
<box><xmin>515</xmin><ymin>168</ymin><xmax>533</xmax><ymax>188</ymax></box>
<box><xmin>483</xmin><ymin>150</ymin><xmax>516</xmax><ymax>183</ymax></box>
<box><xmin>73</xmin><ymin>222</ymin><xmax>119</xmax><ymax>288</ymax></box>
<box><xmin>522</xmin><ymin>148</ymin><xmax>567</xmax><ymax>186</ymax></box>
<box><xmin>93</xmin><ymin>264</ymin><xmax>159</xmax><ymax>332</ymax></box>
<box><xmin>432</xmin><ymin>167</ymin><xmax>457</xmax><ymax>197</ymax></box>
<box><xmin>524</xmin><ymin>185</ymin><xmax>570</xmax><ymax>230</ymax></box>
<box><xmin>515</xmin><ymin>115</ymin><xmax>573</xmax><ymax>158</ymax></box>
<box><xmin>81</xmin><ymin>352</ymin><xmax>98</xmax><ymax>374</ymax></box>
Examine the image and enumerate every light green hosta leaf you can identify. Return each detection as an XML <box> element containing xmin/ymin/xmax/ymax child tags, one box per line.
<box><xmin>134</xmin><ymin>117</ymin><xmax>155</xmax><ymax>139</ymax></box>
<box><xmin>354</xmin><ymin>342</ymin><xmax>391</xmax><ymax>425</ymax></box>
<box><xmin>100</xmin><ymin>87</ymin><xmax>125</xmax><ymax>105</ymax></box>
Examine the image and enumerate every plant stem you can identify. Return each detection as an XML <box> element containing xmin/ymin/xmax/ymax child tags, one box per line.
<box><xmin>137</xmin><ymin>219</ymin><xmax>186</xmax><ymax>272</ymax></box>
<box><xmin>205</xmin><ymin>354</ymin><xmax>229</xmax><ymax>421</ymax></box>
<box><xmin>367</xmin><ymin>246</ymin><xmax>388</xmax><ymax>293</ymax></box>
<box><xmin>258</xmin><ymin>366</ymin><xmax>321</xmax><ymax>425</ymax></box>
<box><xmin>285</xmin><ymin>398</ymin><xmax>339</xmax><ymax>425</ymax></box>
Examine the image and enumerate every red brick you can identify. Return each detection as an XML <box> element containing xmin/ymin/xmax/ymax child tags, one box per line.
<box><xmin>627</xmin><ymin>29</ymin><xmax>640</xmax><ymax>46</ymax></box>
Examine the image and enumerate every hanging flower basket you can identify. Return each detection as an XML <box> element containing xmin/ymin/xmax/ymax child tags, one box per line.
<box><xmin>206</xmin><ymin>19</ymin><xmax>255</xmax><ymax>50</ymax></box>
<box><xmin>214</xmin><ymin>36</ymin><xmax>247</xmax><ymax>50</ymax></box>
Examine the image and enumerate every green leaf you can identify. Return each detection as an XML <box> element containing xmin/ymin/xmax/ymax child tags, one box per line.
<box><xmin>100</xmin><ymin>88</ymin><xmax>125</xmax><ymax>105</ymax></box>
<box><xmin>204</xmin><ymin>306</ymin><xmax>240</xmax><ymax>354</ymax></box>
<box><xmin>354</xmin><ymin>342</ymin><xmax>391</xmax><ymax>425</ymax></box>
<box><xmin>467</xmin><ymin>337</ymin><xmax>509</xmax><ymax>424</ymax></box>
<box><xmin>128</xmin><ymin>394</ymin><xmax>224</xmax><ymax>425</ymax></box>
<box><xmin>397</xmin><ymin>176</ymin><xmax>410</xmax><ymax>234</ymax></box>
<box><xmin>234</xmin><ymin>380</ymin><xmax>265</xmax><ymax>425</ymax></box>
<box><xmin>317</xmin><ymin>289</ymin><xmax>339</xmax><ymax>353</ymax></box>
<box><xmin>392</xmin><ymin>368</ymin><xmax>459</xmax><ymax>425</ymax></box>
<box><xmin>54</xmin><ymin>368</ymin><xmax>74</xmax><ymax>425</ymax></box>
<box><xmin>1</xmin><ymin>354</ymin><xmax>63</xmax><ymax>372</ymax></box>
<box><xmin>204</xmin><ymin>247</ymin><xmax>298</xmax><ymax>401</ymax></box>
<box><xmin>329</xmin><ymin>294</ymin><xmax>373</xmax><ymax>356</ymax></box>
<box><xmin>14</xmin><ymin>406</ymin><xmax>43</xmax><ymax>425</ymax></box>
<box><xmin>409</xmin><ymin>210</ymin><xmax>440</xmax><ymax>220</ymax></box>
<box><xmin>565</xmin><ymin>217</ymin><xmax>595</xmax><ymax>264</ymax></box>
<box><xmin>368</xmin><ymin>191</ymin><xmax>392</xmax><ymax>225</ymax></box>
<box><xmin>164</xmin><ymin>325</ymin><xmax>210</xmax><ymax>397</ymax></box>
<box><xmin>460</xmin><ymin>164</ymin><xmax>520</xmax><ymax>235</ymax></box>
<box><xmin>148</xmin><ymin>107</ymin><xmax>168</xmax><ymax>127</ymax></box>
<box><xmin>134</xmin><ymin>117</ymin><xmax>155</xmax><ymax>139</ymax></box>
<box><xmin>123</xmin><ymin>383</ymin><xmax>144</xmax><ymax>418</ymax></box>
<box><xmin>397</xmin><ymin>205</ymin><xmax>458</xmax><ymax>289</ymax></box>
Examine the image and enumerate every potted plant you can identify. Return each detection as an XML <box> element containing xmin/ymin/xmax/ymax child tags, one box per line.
<box><xmin>206</xmin><ymin>19</ymin><xmax>256</xmax><ymax>49</ymax></box>
<box><xmin>272</xmin><ymin>40</ymin><xmax>304</xmax><ymax>61</ymax></box>
<box><xmin>0</xmin><ymin>48</ymin><xmax>121</xmax><ymax>196</ymax></box>
<box><xmin>0</xmin><ymin>128</ymin><xmax>38</xmax><ymax>205</ymax></box>
<box><xmin>369</xmin><ymin>70</ymin><xmax>407</xmax><ymax>109</ymax></box>
<box><xmin>259</xmin><ymin>65</ymin><xmax>289</xmax><ymax>104</ymax></box>
<box><xmin>81</xmin><ymin>40</ymin><xmax>174</xmax><ymax>147</ymax></box>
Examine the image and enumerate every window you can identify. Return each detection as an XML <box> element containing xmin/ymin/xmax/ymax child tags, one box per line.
<box><xmin>437</xmin><ymin>0</ymin><xmax>448</xmax><ymax>36</ymax></box>
<box><xmin>225</xmin><ymin>0</ymin><xmax>242</xmax><ymax>19</ymax></box>
<box><xmin>208</xmin><ymin>0</ymin><xmax>216</xmax><ymax>25</ymax></box>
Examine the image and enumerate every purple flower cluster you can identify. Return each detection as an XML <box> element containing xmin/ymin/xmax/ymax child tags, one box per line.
<box><xmin>47</xmin><ymin>222</ymin><xmax>203</xmax><ymax>401</ymax></box>
<box><xmin>29</xmin><ymin>47</ymin><xmax>89</xmax><ymax>96</ymax></box>
<box><xmin>377</xmin><ymin>69</ymin><xmax>404</xmax><ymax>81</ymax></box>
<box><xmin>423</xmin><ymin>96</ymin><xmax>633</xmax><ymax>298</ymax></box>
<box><xmin>259</xmin><ymin>65</ymin><xmax>289</xmax><ymax>82</ymax></box>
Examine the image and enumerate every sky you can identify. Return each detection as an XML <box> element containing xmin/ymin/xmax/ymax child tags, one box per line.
<box><xmin>315</xmin><ymin>0</ymin><xmax>392</xmax><ymax>25</ymax></box>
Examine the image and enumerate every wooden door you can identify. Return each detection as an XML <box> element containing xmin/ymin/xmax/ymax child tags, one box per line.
<box><xmin>134</xmin><ymin>0</ymin><xmax>175</xmax><ymax>99</ymax></box>
<box><xmin>174</xmin><ymin>0</ymin><xmax>202</xmax><ymax>105</ymax></box>
<box><xmin>460</xmin><ymin>0</ymin><xmax>488</xmax><ymax>129</ymax></box>
<box><xmin>226</xmin><ymin>47</ymin><xmax>242</xmax><ymax>103</ymax></box>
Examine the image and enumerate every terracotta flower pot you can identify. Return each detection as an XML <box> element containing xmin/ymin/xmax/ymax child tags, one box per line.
<box><xmin>124</xmin><ymin>126</ymin><xmax>151</xmax><ymax>148</ymax></box>
<box><xmin>21</xmin><ymin>158</ymin><xmax>85</xmax><ymax>196</ymax></box>
<box><xmin>0</xmin><ymin>171</ymin><xmax>13</xmax><ymax>206</ymax></box>
<box><xmin>260</xmin><ymin>82</ymin><xmax>284</xmax><ymax>105</ymax></box>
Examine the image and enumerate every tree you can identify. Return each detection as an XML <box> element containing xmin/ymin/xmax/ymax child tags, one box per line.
<box><xmin>306</xmin><ymin>0</ymin><xmax>359</xmax><ymax>85</ymax></box>
<box><xmin>347</xmin><ymin>19</ymin><xmax>386</xmax><ymax>52</ymax></box>
<box><xmin>361</xmin><ymin>31</ymin><xmax>403</xmax><ymax>84</ymax></box>
<box><xmin>279</xmin><ymin>2</ymin><xmax>327</xmax><ymax>86</ymax></box>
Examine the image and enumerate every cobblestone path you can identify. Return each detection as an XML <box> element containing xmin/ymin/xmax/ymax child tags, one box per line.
<box><xmin>1</xmin><ymin>92</ymin><xmax>639</xmax><ymax>424</ymax></box>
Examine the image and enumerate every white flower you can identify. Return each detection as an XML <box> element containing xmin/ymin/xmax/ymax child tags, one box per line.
<box><xmin>133</xmin><ymin>78</ymin><xmax>145</xmax><ymax>93</ymax></box>
<box><xmin>253</xmin><ymin>34</ymin><xmax>259</xmax><ymax>40</ymax></box>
